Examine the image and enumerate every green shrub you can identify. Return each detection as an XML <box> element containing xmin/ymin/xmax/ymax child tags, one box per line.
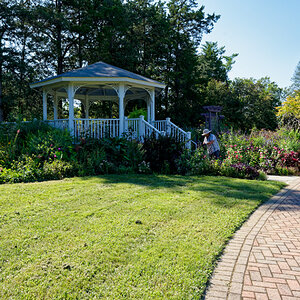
<box><xmin>0</xmin><ymin>156</ymin><xmax>41</xmax><ymax>183</ymax></box>
<box><xmin>128</xmin><ymin>107</ymin><xmax>147</xmax><ymax>120</ymax></box>
<box><xmin>0</xmin><ymin>121</ymin><xmax>75</xmax><ymax>167</ymax></box>
<box><xmin>43</xmin><ymin>160</ymin><xmax>75</xmax><ymax>180</ymax></box>
<box><xmin>76</xmin><ymin>137</ymin><xmax>144</xmax><ymax>174</ymax></box>
<box><xmin>220</xmin><ymin>163</ymin><xmax>260</xmax><ymax>180</ymax></box>
<box><xmin>258</xmin><ymin>172</ymin><xmax>267</xmax><ymax>181</ymax></box>
<box><xmin>142</xmin><ymin>135</ymin><xmax>185</xmax><ymax>174</ymax></box>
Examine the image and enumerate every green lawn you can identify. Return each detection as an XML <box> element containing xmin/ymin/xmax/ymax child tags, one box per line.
<box><xmin>0</xmin><ymin>175</ymin><xmax>284</xmax><ymax>299</ymax></box>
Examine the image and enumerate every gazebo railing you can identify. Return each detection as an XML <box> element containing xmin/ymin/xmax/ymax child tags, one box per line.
<box><xmin>2</xmin><ymin>117</ymin><xmax>194</xmax><ymax>148</ymax></box>
<box><xmin>152</xmin><ymin>120</ymin><xmax>167</xmax><ymax>132</ymax></box>
<box><xmin>153</xmin><ymin>118</ymin><xmax>193</xmax><ymax>149</ymax></box>
<box><xmin>46</xmin><ymin>119</ymin><xmax>69</xmax><ymax>130</ymax></box>
<box><xmin>74</xmin><ymin>118</ymin><xmax>120</xmax><ymax>139</ymax></box>
<box><xmin>143</xmin><ymin>118</ymin><xmax>162</xmax><ymax>139</ymax></box>
<box><xmin>125</xmin><ymin>118</ymin><xmax>139</xmax><ymax>139</ymax></box>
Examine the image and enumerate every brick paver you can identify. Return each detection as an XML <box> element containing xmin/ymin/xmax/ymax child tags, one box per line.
<box><xmin>205</xmin><ymin>176</ymin><xmax>300</xmax><ymax>300</ymax></box>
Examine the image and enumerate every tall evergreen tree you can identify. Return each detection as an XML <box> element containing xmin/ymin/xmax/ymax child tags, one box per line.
<box><xmin>198</xmin><ymin>41</ymin><xmax>238</xmax><ymax>84</ymax></box>
<box><xmin>291</xmin><ymin>60</ymin><xmax>300</xmax><ymax>91</ymax></box>
<box><xmin>156</xmin><ymin>0</ymin><xmax>219</xmax><ymax>125</ymax></box>
<box><xmin>0</xmin><ymin>0</ymin><xmax>19</xmax><ymax>121</ymax></box>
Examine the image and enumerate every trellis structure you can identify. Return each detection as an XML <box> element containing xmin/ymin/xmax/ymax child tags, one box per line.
<box><xmin>201</xmin><ymin>105</ymin><xmax>224</xmax><ymax>132</ymax></box>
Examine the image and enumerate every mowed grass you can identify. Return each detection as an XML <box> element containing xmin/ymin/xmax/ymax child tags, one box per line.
<box><xmin>0</xmin><ymin>175</ymin><xmax>284</xmax><ymax>299</ymax></box>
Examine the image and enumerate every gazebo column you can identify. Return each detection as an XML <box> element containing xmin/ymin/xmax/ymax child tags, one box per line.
<box><xmin>118</xmin><ymin>84</ymin><xmax>125</xmax><ymax>136</ymax></box>
<box><xmin>147</xmin><ymin>100</ymin><xmax>151</xmax><ymax>122</ymax></box>
<box><xmin>53</xmin><ymin>91</ymin><xmax>58</xmax><ymax>120</ymax></box>
<box><xmin>149</xmin><ymin>88</ymin><xmax>155</xmax><ymax>123</ymax></box>
<box><xmin>67</xmin><ymin>84</ymin><xmax>75</xmax><ymax>135</ymax></box>
<box><xmin>84</xmin><ymin>95</ymin><xmax>89</xmax><ymax>119</ymax></box>
<box><xmin>42</xmin><ymin>89</ymin><xmax>48</xmax><ymax>121</ymax></box>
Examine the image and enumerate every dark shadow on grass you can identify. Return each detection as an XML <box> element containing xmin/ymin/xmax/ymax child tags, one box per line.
<box><xmin>77</xmin><ymin>174</ymin><xmax>285</xmax><ymax>207</ymax></box>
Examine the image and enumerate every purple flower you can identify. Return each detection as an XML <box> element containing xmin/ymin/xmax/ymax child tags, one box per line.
<box><xmin>58</xmin><ymin>148</ymin><xmax>61</xmax><ymax>151</ymax></box>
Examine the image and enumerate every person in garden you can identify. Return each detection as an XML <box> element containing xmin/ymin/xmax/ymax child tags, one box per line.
<box><xmin>202</xmin><ymin>129</ymin><xmax>220</xmax><ymax>158</ymax></box>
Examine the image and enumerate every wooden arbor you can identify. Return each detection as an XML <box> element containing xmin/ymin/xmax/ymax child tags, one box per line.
<box><xmin>201</xmin><ymin>106</ymin><xmax>224</xmax><ymax>132</ymax></box>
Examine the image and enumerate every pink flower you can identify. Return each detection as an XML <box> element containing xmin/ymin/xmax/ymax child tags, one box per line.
<box><xmin>234</xmin><ymin>144</ymin><xmax>237</xmax><ymax>147</ymax></box>
<box><xmin>235</xmin><ymin>155</ymin><xmax>239</xmax><ymax>158</ymax></box>
<box><xmin>17</xmin><ymin>129</ymin><xmax>20</xmax><ymax>134</ymax></box>
<box><xmin>54</xmin><ymin>154</ymin><xmax>57</xmax><ymax>158</ymax></box>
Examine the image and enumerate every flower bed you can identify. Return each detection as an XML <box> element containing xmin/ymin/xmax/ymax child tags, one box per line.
<box><xmin>219</xmin><ymin>128</ymin><xmax>300</xmax><ymax>175</ymax></box>
<box><xmin>0</xmin><ymin>122</ymin><xmax>299</xmax><ymax>184</ymax></box>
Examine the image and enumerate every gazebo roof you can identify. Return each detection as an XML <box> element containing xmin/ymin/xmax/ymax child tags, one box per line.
<box><xmin>30</xmin><ymin>61</ymin><xmax>165</xmax><ymax>89</ymax></box>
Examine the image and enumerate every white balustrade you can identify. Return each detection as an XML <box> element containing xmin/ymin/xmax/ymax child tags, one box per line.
<box><xmin>46</xmin><ymin>119</ymin><xmax>69</xmax><ymax>130</ymax></box>
<box><xmin>143</xmin><ymin>118</ymin><xmax>162</xmax><ymax>139</ymax></box>
<box><xmin>5</xmin><ymin>117</ymin><xmax>194</xmax><ymax>149</ymax></box>
<box><xmin>153</xmin><ymin>118</ymin><xmax>193</xmax><ymax>149</ymax></box>
<box><xmin>153</xmin><ymin>120</ymin><xmax>167</xmax><ymax>132</ymax></box>
<box><xmin>73</xmin><ymin>119</ymin><xmax>120</xmax><ymax>139</ymax></box>
<box><xmin>126</xmin><ymin>118</ymin><xmax>139</xmax><ymax>138</ymax></box>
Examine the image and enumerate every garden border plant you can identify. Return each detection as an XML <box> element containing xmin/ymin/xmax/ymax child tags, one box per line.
<box><xmin>0</xmin><ymin>121</ymin><xmax>299</xmax><ymax>185</ymax></box>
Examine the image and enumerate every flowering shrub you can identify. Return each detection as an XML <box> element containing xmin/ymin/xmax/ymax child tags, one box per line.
<box><xmin>0</xmin><ymin>121</ymin><xmax>298</xmax><ymax>184</ymax></box>
<box><xmin>221</xmin><ymin>163</ymin><xmax>260</xmax><ymax>180</ymax></box>
<box><xmin>220</xmin><ymin>129</ymin><xmax>300</xmax><ymax>175</ymax></box>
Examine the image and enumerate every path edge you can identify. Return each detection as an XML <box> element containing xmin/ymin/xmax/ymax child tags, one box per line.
<box><xmin>203</xmin><ymin>178</ymin><xmax>300</xmax><ymax>300</ymax></box>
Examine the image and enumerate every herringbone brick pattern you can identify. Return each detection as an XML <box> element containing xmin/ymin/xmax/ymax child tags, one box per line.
<box><xmin>242</xmin><ymin>189</ymin><xmax>300</xmax><ymax>300</ymax></box>
<box><xmin>204</xmin><ymin>177</ymin><xmax>300</xmax><ymax>300</ymax></box>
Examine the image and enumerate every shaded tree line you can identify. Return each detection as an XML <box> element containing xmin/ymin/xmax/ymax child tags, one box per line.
<box><xmin>1</xmin><ymin>0</ymin><xmax>283</xmax><ymax>131</ymax></box>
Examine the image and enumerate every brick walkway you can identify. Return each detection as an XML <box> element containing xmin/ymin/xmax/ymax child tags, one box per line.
<box><xmin>204</xmin><ymin>177</ymin><xmax>300</xmax><ymax>300</ymax></box>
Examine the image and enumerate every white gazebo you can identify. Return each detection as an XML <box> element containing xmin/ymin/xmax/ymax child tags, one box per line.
<box><xmin>30</xmin><ymin>61</ymin><xmax>191</xmax><ymax>147</ymax></box>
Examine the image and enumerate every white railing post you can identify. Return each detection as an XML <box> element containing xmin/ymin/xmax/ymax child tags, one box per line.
<box><xmin>67</xmin><ymin>84</ymin><xmax>75</xmax><ymax>136</ymax></box>
<box><xmin>53</xmin><ymin>91</ymin><xmax>58</xmax><ymax>120</ymax></box>
<box><xmin>118</xmin><ymin>84</ymin><xmax>125</xmax><ymax>137</ymax></box>
<box><xmin>139</xmin><ymin>115</ymin><xmax>145</xmax><ymax>140</ymax></box>
<box><xmin>166</xmin><ymin>117</ymin><xmax>171</xmax><ymax>136</ymax></box>
<box><xmin>42</xmin><ymin>89</ymin><xmax>47</xmax><ymax>121</ymax></box>
<box><xmin>186</xmin><ymin>132</ymin><xmax>191</xmax><ymax>149</ymax></box>
<box><xmin>149</xmin><ymin>88</ymin><xmax>155</xmax><ymax>124</ymax></box>
<box><xmin>124</xmin><ymin>116</ymin><xmax>128</xmax><ymax>133</ymax></box>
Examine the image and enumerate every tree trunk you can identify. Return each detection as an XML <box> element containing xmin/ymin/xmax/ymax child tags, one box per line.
<box><xmin>56</xmin><ymin>0</ymin><xmax>63</xmax><ymax>74</ymax></box>
<box><xmin>78</xmin><ymin>10</ymin><xmax>83</xmax><ymax>68</ymax></box>
<box><xmin>0</xmin><ymin>43</ymin><xmax>4</xmax><ymax>122</ymax></box>
<box><xmin>0</xmin><ymin>59</ymin><xmax>4</xmax><ymax>122</ymax></box>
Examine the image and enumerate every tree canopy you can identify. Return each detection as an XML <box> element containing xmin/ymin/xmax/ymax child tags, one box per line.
<box><xmin>291</xmin><ymin>60</ymin><xmax>300</xmax><ymax>91</ymax></box>
<box><xmin>277</xmin><ymin>91</ymin><xmax>300</xmax><ymax>129</ymax></box>
<box><xmin>0</xmin><ymin>0</ymin><xmax>285</xmax><ymax>131</ymax></box>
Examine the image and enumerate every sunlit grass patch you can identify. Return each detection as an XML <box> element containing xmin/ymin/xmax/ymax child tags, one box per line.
<box><xmin>0</xmin><ymin>175</ymin><xmax>284</xmax><ymax>299</ymax></box>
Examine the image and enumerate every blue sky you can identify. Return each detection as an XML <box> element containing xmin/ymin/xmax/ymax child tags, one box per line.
<box><xmin>198</xmin><ymin>0</ymin><xmax>300</xmax><ymax>88</ymax></box>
